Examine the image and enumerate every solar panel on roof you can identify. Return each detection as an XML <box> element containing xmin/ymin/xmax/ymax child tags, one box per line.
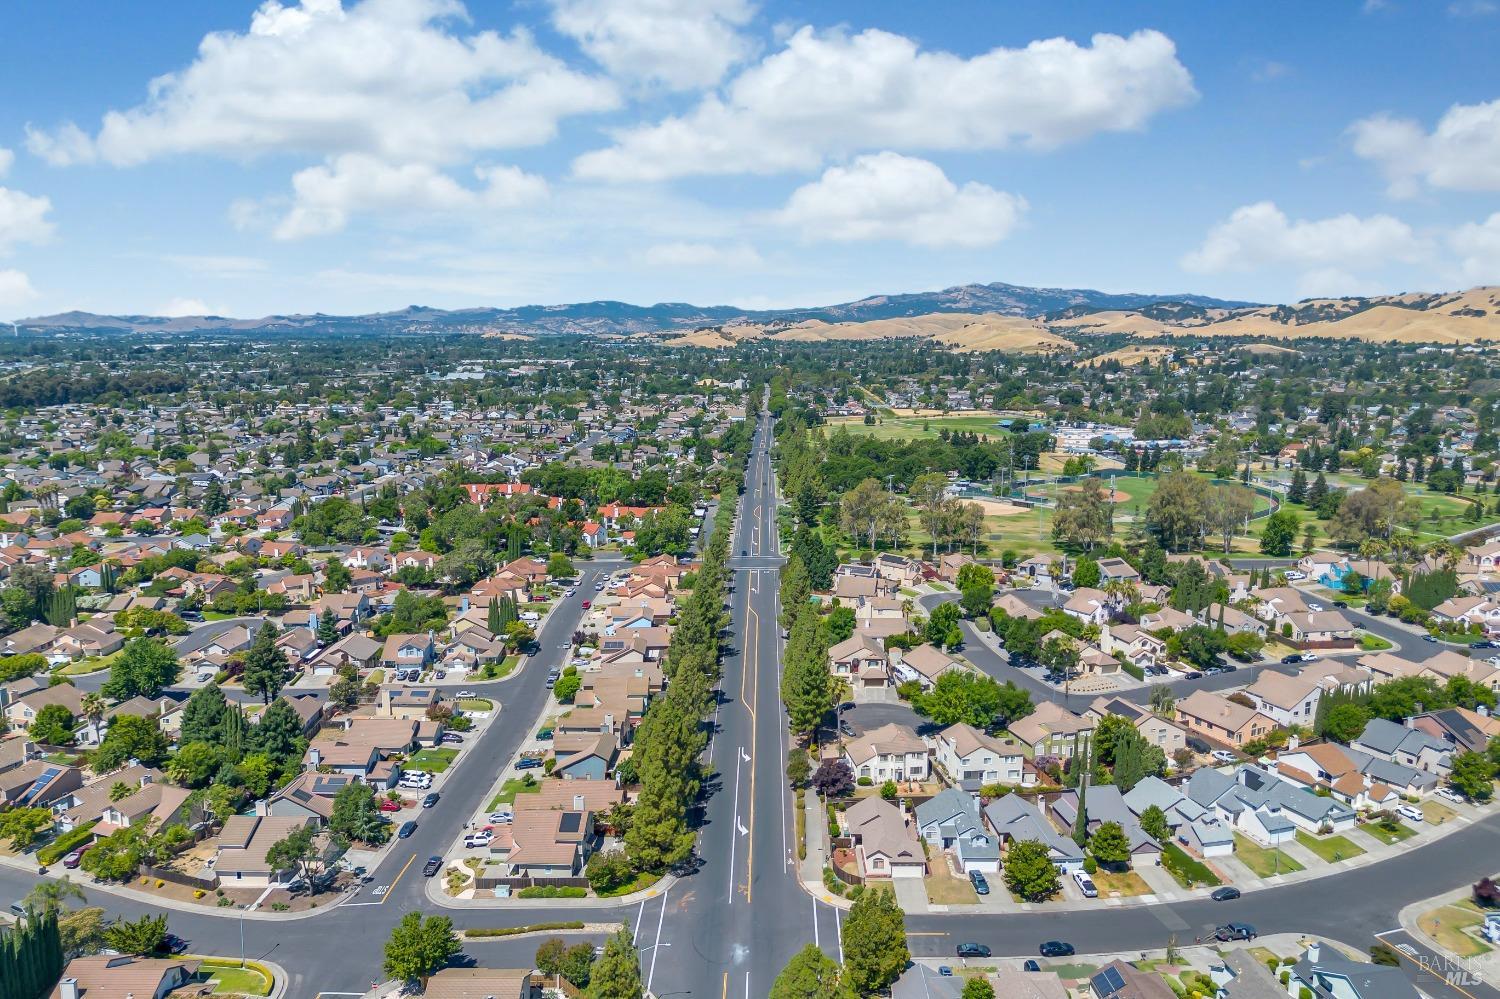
<box><xmin>1092</xmin><ymin>966</ymin><xmax>1127</xmax><ymax>996</ymax></box>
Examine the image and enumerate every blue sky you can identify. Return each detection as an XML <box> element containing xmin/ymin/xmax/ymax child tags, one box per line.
<box><xmin>1</xmin><ymin>0</ymin><xmax>1498</xmax><ymax>318</ymax></box>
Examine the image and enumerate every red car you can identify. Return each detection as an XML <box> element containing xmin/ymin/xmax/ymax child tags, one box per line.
<box><xmin>379</xmin><ymin>798</ymin><xmax>402</xmax><ymax>812</ymax></box>
<box><xmin>581</xmin><ymin>600</ymin><xmax>591</xmax><ymax>609</ymax></box>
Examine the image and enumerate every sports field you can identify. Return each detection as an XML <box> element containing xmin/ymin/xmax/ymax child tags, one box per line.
<box><xmin>826</xmin><ymin>412</ymin><xmax>1011</xmax><ymax>441</ymax></box>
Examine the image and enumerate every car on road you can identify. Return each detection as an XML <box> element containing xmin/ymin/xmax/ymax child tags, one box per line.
<box><xmin>62</xmin><ymin>848</ymin><xmax>86</xmax><ymax>869</ymax></box>
<box><xmin>1474</xmin><ymin>640</ymin><xmax>1498</xmax><ymax>650</ymax></box>
<box><xmin>956</xmin><ymin>943</ymin><xmax>991</xmax><ymax>958</ymax></box>
<box><xmin>515</xmin><ymin>756</ymin><xmax>545</xmax><ymax>770</ymax></box>
<box><xmin>545</xmin><ymin>669</ymin><xmax>560</xmax><ymax>688</ymax></box>
<box><xmin>379</xmin><ymin>798</ymin><xmax>402</xmax><ymax>812</ymax></box>
<box><xmin>969</xmin><ymin>871</ymin><xmax>990</xmax><ymax>895</ymax></box>
<box><xmin>594</xmin><ymin>581</ymin><xmax>605</xmax><ymax>591</ymax></box>
<box><xmin>937</xmin><ymin>966</ymin><xmax>954</xmax><ymax>977</ymax></box>
<box><xmin>565</xmin><ymin>588</ymin><xmax>575</xmax><ymax>596</ymax></box>
<box><xmin>1333</xmin><ymin>600</ymin><xmax>1348</xmax><ymax>609</ymax></box>
<box><xmin>838</xmin><ymin>720</ymin><xmax>856</xmax><ymax>737</ymax></box>
<box><xmin>422</xmin><ymin>792</ymin><xmax>440</xmax><ymax>808</ymax></box>
<box><xmin>581</xmin><ymin>601</ymin><xmax>591</xmax><ymax>610</ymax></box>
<box><xmin>1040</xmin><ymin>941</ymin><xmax>1075</xmax><ymax>957</ymax></box>
<box><xmin>422</xmin><ymin>857</ymin><xmax>442</xmax><ymax>878</ymax></box>
<box><xmin>1210</xmin><ymin>886</ymin><xmax>1241</xmax><ymax>901</ymax></box>
<box><xmin>1397</xmin><ymin>804</ymin><xmax>1425</xmax><ymax>823</ymax></box>
<box><xmin>397</xmin><ymin>820</ymin><xmax>417</xmax><ymax>839</ymax></box>
<box><xmin>1281</xmin><ymin>654</ymin><xmax>1303</xmax><ymax>664</ymax></box>
<box><xmin>1184</xmin><ymin>670</ymin><xmax>1204</xmax><ymax>680</ymax></box>
<box><xmin>1214</xmin><ymin>923</ymin><xmax>1257</xmax><ymax>942</ymax></box>
<box><xmin>741</xmin><ymin>549</ymin><xmax>747</xmax><ymax>556</ymax></box>
<box><xmin>1423</xmin><ymin>634</ymin><xmax>1438</xmax><ymax>642</ymax></box>
<box><xmin>159</xmin><ymin>933</ymin><xmax>188</xmax><ymax>955</ymax></box>
<box><xmin>1211</xmin><ymin>750</ymin><xmax>1238</xmax><ymax>764</ymax></box>
<box><xmin>457</xmin><ymin>689</ymin><xmax>477</xmax><ymax>698</ymax></box>
<box><xmin>1023</xmin><ymin>960</ymin><xmax>1042</xmax><ymax>972</ymax></box>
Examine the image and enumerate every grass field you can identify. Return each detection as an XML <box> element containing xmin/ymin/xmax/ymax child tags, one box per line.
<box><xmin>488</xmin><ymin>777</ymin><xmax>542</xmax><ymax>809</ymax></box>
<box><xmin>1419</xmin><ymin>904</ymin><xmax>1493</xmax><ymax>957</ymax></box>
<box><xmin>196</xmin><ymin>959</ymin><xmax>273</xmax><ymax>996</ymax></box>
<box><xmin>1295</xmin><ymin>830</ymin><xmax>1364</xmax><ymax>863</ymax></box>
<box><xmin>827</xmin><ymin>412</ymin><xmax>1011</xmax><ymax>441</ymax></box>
<box><xmin>1361</xmin><ymin>818</ymin><xmax>1417</xmax><ymax>845</ymax></box>
<box><xmin>925</xmin><ymin>868</ymin><xmax>979</xmax><ymax>905</ymax></box>
<box><xmin>1091</xmin><ymin>867</ymin><xmax>1152</xmax><ymax>897</ymax></box>
<box><xmin>1234</xmin><ymin>835</ymin><xmax>1304</xmax><ymax>877</ymax></box>
<box><xmin>408</xmin><ymin>748</ymin><xmax>458</xmax><ymax>773</ymax></box>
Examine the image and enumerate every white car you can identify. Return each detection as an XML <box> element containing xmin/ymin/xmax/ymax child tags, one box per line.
<box><xmin>456</xmin><ymin>690</ymin><xmax>478</xmax><ymax>698</ymax></box>
<box><xmin>1072</xmin><ymin>871</ymin><xmax>1098</xmax><ymax>898</ymax></box>
<box><xmin>1307</xmin><ymin>602</ymin><xmax>1324</xmax><ymax>612</ymax></box>
<box><xmin>1284</xmin><ymin>570</ymin><xmax>1306</xmax><ymax>581</ymax></box>
<box><xmin>566</xmin><ymin>588</ymin><xmax>576</xmax><ymax>596</ymax></box>
<box><xmin>1397</xmin><ymin>804</ymin><xmax>1425</xmax><ymax>823</ymax></box>
<box><xmin>1435</xmin><ymin>786</ymin><xmax>1467</xmax><ymax>805</ymax></box>
<box><xmin>1211</xmin><ymin>750</ymin><xmax>1238</xmax><ymax>764</ymax></box>
<box><xmin>464</xmin><ymin>830</ymin><xmax>493</xmax><ymax>848</ymax></box>
<box><xmin>487</xmin><ymin>810</ymin><xmax>514</xmax><ymax>824</ymax></box>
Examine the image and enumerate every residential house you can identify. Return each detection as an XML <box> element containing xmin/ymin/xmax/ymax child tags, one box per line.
<box><xmin>912</xmin><ymin>787</ymin><xmax>1000</xmax><ymax>873</ymax></box>
<box><xmin>1048</xmin><ymin>784</ymin><xmax>1161</xmax><ymax>865</ymax></box>
<box><xmin>1062</xmin><ymin>587</ymin><xmax>1112</xmax><ymax>626</ymax></box>
<box><xmin>1008</xmin><ymin>701</ymin><xmax>1094</xmax><ymax>758</ymax></box>
<box><xmin>843</xmin><ymin>723</ymin><xmax>930</xmax><ymax>783</ymax></box>
<box><xmin>982</xmin><ymin>793</ymin><xmax>1084</xmax><ymax>872</ymax></box>
<box><xmin>1085</xmin><ymin>696</ymin><xmax>1187</xmax><ymax>757</ymax></box>
<box><xmin>928</xmin><ymin>722</ymin><xmax>1027</xmax><ymax>790</ymax></box>
<box><xmin>890</xmin><ymin>644</ymin><xmax>961</xmax><ymax>690</ymax></box>
<box><xmin>1284</xmin><ymin>940</ymin><xmax>1418</xmax><ymax>999</ymax></box>
<box><xmin>1175</xmin><ymin>690</ymin><xmax>1276</xmax><ymax>748</ymax></box>
<box><xmin>51</xmin><ymin>955</ymin><xmax>201</xmax><ymax>999</ymax></box>
<box><xmin>841</xmin><ymin>796</ymin><xmax>925</xmax><ymax>879</ymax></box>
<box><xmin>1351</xmin><ymin>717</ymin><xmax>1454</xmax><ymax>776</ymax></box>
<box><xmin>1242</xmin><ymin>673</ymin><xmax>1322</xmax><ymax>728</ymax></box>
<box><xmin>215</xmin><ymin>814</ymin><xmax>324</xmax><ymax>886</ymax></box>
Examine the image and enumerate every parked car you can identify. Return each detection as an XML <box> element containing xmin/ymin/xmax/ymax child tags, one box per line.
<box><xmin>581</xmin><ymin>601</ymin><xmax>591</xmax><ymax>610</ymax></box>
<box><xmin>1436</xmin><ymin>786</ymin><xmax>1468</xmax><ymax>805</ymax></box>
<box><xmin>969</xmin><ymin>870</ymin><xmax>990</xmax><ymax>896</ymax></box>
<box><xmin>537</xmin><ymin>728</ymin><xmax>553</xmax><ymax>741</ymax></box>
<box><xmin>1214</xmin><ymin>923</ymin><xmax>1256</xmax><ymax>942</ymax></box>
<box><xmin>488</xmin><ymin>810</ymin><xmax>514</xmax><ymax>824</ymax></box>
<box><xmin>1040</xmin><ymin>941</ymin><xmax>1075</xmax><ymax>957</ymax></box>
<box><xmin>956</xmin><ymin>943</ymin><xmax>991</xmax><ymax>958</ymax></box>
<box><xmin>379</xmin><ymin>798</ymin><xmax>402</xmax><ymax>812</ymax></box>
<box><xmin>1211</xmin><ymin>750</ymin><xmax>1238</xmax><ymax>764</ymax></box>
<box><xmin>1072</xmin><ymin>871</ymin><xmax>1098</xmax><ymax>898</ymax></box>
<box><xmin>62</xmin><ymin>848</ymin><xmax>86</xmax><ymax>869</ymax></box>
<box><xmin>1284</xmin><ymin>570</ymin><xmax>1305</xmax><ymax>580</ymax></box>
<box><xmin>515</xmin><ymin>757</ymin><xmax>545</xmax><ymax>770</ymax></box>
<box><xmin>422</xmin><ymin>857</ymin><xmax>442</xmax><ymax>878</ymax></box>
<box><xmin>1023</xmin><ymin>960</ymin><xmax>1042</xmax><ymax>972</ymax></box>
<box><xmin>1184</xmin><ymin>670</ymin><xmax>1204</xmax><ymax>680</ymax></box>
<box><xmin>1474</xmin><ymin>640</ymin><xmax>1498</xmax><ymax>650</ymax></box>
<box><xmin>441</xmin><ymin>733</ymin><xmax>464</xmax><ymax>744</ymax></box>
<box><xmin>397</xmin><ymin>821</ymin><xmax>418</xmax><ymax>839</ymax></box>
<box><xmin>838</xmin><ymin>720</ymin><xmax>857</xmax><ymax>737</ymax></box>
<box><xmin>1333</xmin><ymin>600</ymin><xmax>1348</xmax><ymax>609</ymax></box>
<box><xmin>1423</xmin><ymin>634</ymin><xmax>1438</xmax><ymax>643</ymax></box>
<box><xmin>158</xmin><ymin>933</ymin><xmax>188</xmax><ymax>955</ymax></box>
<box><xmin>1281</xmin><ymin>654</ymin><xmax>1303</xmax><ymax>664</ymax></box>
<box><xmin>464</xmin><ymin>829</ymin><xmax>493</xmax><ymax>848</ymax></box>
<box><xmin>422</xmin><ymin>792</ymin><xmax>440</xmax><ymax>808</ymax></box>
<box><xmin>1210</xmin><ymin>886</ymin><xmax>1241</xmax><ymax>902</ymax></box>
<box><xmin>456</xmin><ymin>690</ymin><xmax>478</xmax><ymax>698</ymax></box>
<box><xmin>937</xmin><ymin>966</ymin><xmax>954</xmax><ymax>977</ymax></box>
<box><xmin>1397</xmin><ymin>804</ymin><xmax>1425</xmax><ymax>823</ymax></box>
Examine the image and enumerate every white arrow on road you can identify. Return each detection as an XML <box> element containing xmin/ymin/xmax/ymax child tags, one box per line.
<box><xmin>737</xmin><ymin>820</ymin><xmax>748</xmax><ymax>836</ymax></box>
<box><xmin>741</xmin><ymin>748</ymin><xmax>751</xmax><ymax>763</ymax></box>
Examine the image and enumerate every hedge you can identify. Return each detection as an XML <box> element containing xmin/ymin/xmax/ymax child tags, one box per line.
<box><xmin>466</xmin><ymin>921</ymin><xmax>586</xmax><ymax>938</ymax></box>
<box><xmin>1161</xmin><ymin>842</ymin><xmax>1221</xmax><ymax>888</ymax></box>
<box><xmin>1121</xmin><ymin>661</ymin><xmax>1145</xmax><ymax>681</ymax></box>
<box><xmin>516</xmin><ymin>885</ymin><xmax>587</xmax><ymax>898</ymax></box>
<box><xmin>37</xmin><ymin>820</ymin><xmax>99</xmax><ymax>866</ymax></box>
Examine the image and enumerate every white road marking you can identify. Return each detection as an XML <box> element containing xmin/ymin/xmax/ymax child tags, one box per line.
<box><xmin>647</xmin><ymin>886</ymin><xmax>670</xmax><ymax>993</ymax></box>
<box><xmin>728</xmin><ymin>746</ymin><xmax>743</xmax><ymax>904</ymax></box>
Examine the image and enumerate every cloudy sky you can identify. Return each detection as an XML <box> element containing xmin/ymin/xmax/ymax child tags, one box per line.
<box><xmin>1</xmin><ymin>0</ymin><xmax>1499</xmax><ymax>318</ymax></box>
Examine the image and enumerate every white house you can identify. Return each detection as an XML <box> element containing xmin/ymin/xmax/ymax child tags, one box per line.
<box><xmin>928</xmin><ymin>723</ymin><xmax>1026</xmax><ymax>790</ymax></box>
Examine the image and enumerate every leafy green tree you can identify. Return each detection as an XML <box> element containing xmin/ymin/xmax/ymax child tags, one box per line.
<box><xmin>1089</xmin><ymin>821</ymin><xmax>1132</xmax><ymax>866</ymax></box>
<box><xmin>956</xmin><ymin>562</ymin><xmax>995</xmax><ymax>591</ymax></box>
<box><xmin>1449</xmin><ymin>751</ymin><xmax>1497</xmax><ymax>802</ymax></box>
<box><xmin>103</xmin><ymin>913</ymin><xmax>167</xmax><ymax>956</ymax></box>
<box><xmin>769</xmin><ymin>943</ymin><xmax>843</xmax><ymax>999</ymax></box>
<box><xmin>24</xmin><ymin>877</ymin><xmax>85</xmax><ymax>916</ymax></box>
<box><xmin>781</xmin><ymin>608</ymin><xmax>832</xmax><ymax>738</ymax></box>
<box><xmin>316</xmin><ymin>609</ymin><xmax>340</xmax><ymax>645</ymax></box>
<box><xmin>0</xmin><ymin>806</ymin><xmax>53</xmax><ymax>849</ymax></box>
<box><xmin>546</xmin><ymin>552</ymin><xmax>575</xmax><ymax>578</ymax></box>
<box><xmin>1321</xmin><ymin>702</ymin><xmax>1372</xmax><ymax>744</ymax></box>
<box><xmin>960</xmin><ymin>583</ymin><xmax>994</xmax><ymax>619</ymax></box>
<box><xmin>963</xmin><ymin>979</ymin><xmax>998</xmax><ymax>999</ymax></box>
<box><xmin>323</xmin><ymin>559</ymin><xmax>352</xmax><ymax>593</ymax></box>
<box><xmin>330</xmin><ymin>781</ymin><xmax>390</xmax><ymax>845</ymax></box>
<box><xmin>553</xmin><ymin>670</ymin><xmax>582</xmax><ymax>703</ymax></box>
<box><xmin>92</xmin><ymin>714</ymin><xmax>170</xmax><ymax>770</ymax></box>
<box><xmin>265</xmin><ymin>823</ymin><xmax>322</xmax><ymax>884</ymax></box>
<box><xmin>102</xmin><ymin>637</ymin><xmax>179</xmax><ymax>699</ymax></box>
<box><xmin>29</xmin><ymin>703</ymin><xmax>76</xmax><ymax>746</ymax></box>
<box><xmin>382</xmin><ymin>913</ymin><xmax>461</xmax><ymax>988</ymax></box>
<box><xmin>1139</xmin><ymin>804</ymin><xmax>1169</xmax><ymax>843</ymax></box>
<box><xmin>59</xmin><ymin>906</ymin><xmax>107</xmax><ymax>959</ymax></box>
<box><xmin>534</xmin><ymin>937</ymin><xmax>568</xmax><ymax>978</ymax></box>
<box><xmin>241</xmin><ymin>624</ymin><xmax>290</xmax><ymax>704</ymax></box>
<box><xmin>1259</xmin><ymin>508</ymin><xmax>1299</xmax><ymax>556</ymax></box>
<box><xmin>247</xmin><ymin>696</ymin><xmax>306</xmax><ymax>766</ymax></box>
<box><xmin>166</xmin><ymin>741</ymin><xmax>223</xmax><ymax>787</ymax></box>
<box><xmin>925</xmin><ymin>601</ymin><xmax>962</xmax><ymax>649</ymax></box>
<box><xmin>1003</xmin><ymin>838</ymin><xmax>1060</xmax><ymax>901</ymax></box>
<box><xmin>178</xmin><ymin>683</ymin><xmax>228</xmax><ymax>745</ymax></box>
<box><xmin>842</xmin><ymin>885</ymin><xmax>909</xmax><ymax>996</ymax></box>
<box><xmin>1072</xmin><ymin>557</ymin><xmax>1102</xmax><ymax>589</ymax></box>
<box><xmin>589</xmin><ymin>924</ymin><xmax>644</xmax><ymax>998</ymax></box>
<box><xmin>917</xmin><ymin>671</ymin><xmax>1032</xmax><ymax>729</ymax></box>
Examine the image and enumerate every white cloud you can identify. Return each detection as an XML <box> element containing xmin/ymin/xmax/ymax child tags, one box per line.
<box><xmin>1351</xmin><ymin>99</ymin><xmax>1500</xmax><ymax>196</ymax></box>
<box><xmin>771</xmin><ymin>153</ymin><xmax>1026</xmax><ymax>248</ymax></box>
<box><xmin>643</xmin><ymin>241</ymin><xmax>762</xmax><ymax>267</ymax></box>
<box><xmin>1451</xmin><ymin>212</ymin><xmax>1500</xmax><ymax>284</ymax></box>
<box><xmin>0</xmin><ymin>270</ymin><xmax>38</xmax><ymax>311</ymax></box>
<box><xmin>574</xmin><ymin>27</ymin><xmax>1195</xmax><ymax>182</ymax></box>
<box><xmin>26</xmin><ymin>0</ymin><xmax>618</xmax><ymax>167</ymax></box>
<box><xmin>550</xmin><ymin>0</ymin><xmax>755</xmax><ymax>90</ymax></box>
<box><xmin>163</xmin><ymin>254</ymin><xmax>269</xmax><ymax>277</ymax></box>
<box><xmin>0</xmin><ymin>186</ymin><xmax>54</xmax><ymax>254</ymax></box>
<box><xmin>156</xmin><ymin>297</ymin><xmax>216</xmax><ymax>317</ymax></box>
<box><xmin>0</xmin><ymin>148</ymin><xmax>13</xmax><ymax>178</ymax></box>
<box><xmin>1182</xmin><ymin>201</ymin><xmax>1428</xmax><ymax>280</ymax></box>
<box><xmin>256</xmin><ymin>154</ymin><xmax>548</xmax><ymax>239</ymax></box>
<box><xmin>1449</xmin><ymin>1</ymin><xmax>1497</xmax><ymax>15</ymax></box>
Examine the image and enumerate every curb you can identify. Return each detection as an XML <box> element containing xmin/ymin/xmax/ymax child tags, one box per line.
<box><xmin>424</xmin><ymin>871</ymin><xmax>680</xmax><ymax>910</ymax></box>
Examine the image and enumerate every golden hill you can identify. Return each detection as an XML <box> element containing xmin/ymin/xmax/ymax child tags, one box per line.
<box><xmin>666</xmin><ymin>312</ymin><xmax>1073</xmax><ymax>353</ymax></box>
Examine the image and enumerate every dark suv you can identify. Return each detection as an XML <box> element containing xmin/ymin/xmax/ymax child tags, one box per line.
<box><xmin>1214</xmin><ymin>923</ymin><xmax>1257</xmax><ymax>941</ymax></box>
<box><xmin>956</xmin><ymin>943</ymin><xmax>991</xmax><ymax>958</ymax></box>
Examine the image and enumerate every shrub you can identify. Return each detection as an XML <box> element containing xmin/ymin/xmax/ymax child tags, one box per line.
<box><xmin>1280</xmin><ymin>972</ymin><xmax>1291</xmax><ymax>986</ymax></box>
<box><xmin>1300</xmin><ymin>988</ymin><xmax>1313</xmax><ymax>999</ymax></box>
<box><xmin>1121</xmin><ymin>661</ymin><xmax>1145</xmax><ymax>681</ymax></box>
<box><xmin>516</xmin><ymin>885</ymin><xmax>587</xmax><ymax>899</ymax></box>
<box><xmin>879</xmin><ymin>780</ymin><xmax>898</xmax><ymax>801</ymax></box>
<box><xmin>465</xmin><ymin>921</ymin><xmax>586</xmax><ymax>938</ymax></box>
<box><xmin>856</xmin><ymin>776</ymin><xmax>873</xmax><ymax>787</ymax></box>
<box><xmin>37</xmin><ymin>821</ymin><xmax>99</xmax><ymax>866</ymax></box>
<box><xmin>821</xmin><ymin>866</ymin><xmax>846</xmax><ymax>897</ymax></box>
<box><xmin>1083</xmin><ymin>856</ymin><xmax>1098</xmax><ymax>875</ymax></box>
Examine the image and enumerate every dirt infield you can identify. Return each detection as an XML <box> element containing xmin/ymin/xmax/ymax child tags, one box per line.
<box><xmin>964</xmin><ymin>497</ymin><xmax>1030</xmax><ymax>517</ymax></box>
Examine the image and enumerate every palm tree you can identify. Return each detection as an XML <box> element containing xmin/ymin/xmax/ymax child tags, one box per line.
<box><xmin>26</xmin><ymin>876</ymin><xmax>84</xmax><ymax>914</ymax></box>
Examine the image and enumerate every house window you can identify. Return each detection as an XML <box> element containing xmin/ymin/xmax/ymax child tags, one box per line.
<box><xmin>871</xmin><ymin>857</ymin><xmax>884</xmax><ymax>870</ymax></box>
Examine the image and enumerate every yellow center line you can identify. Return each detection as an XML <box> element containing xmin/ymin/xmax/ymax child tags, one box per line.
<box><xmin>382</xmin><ymin>852</ymin><xmax>417</xmax><ymax>904</ymax></box>
<box><xmin>722</xmin><ymin>971</ymin><xmax>729</xmax><ymax>999</ymax></box>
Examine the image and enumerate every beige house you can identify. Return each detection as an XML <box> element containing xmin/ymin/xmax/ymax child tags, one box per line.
<box><xmin>843</xmin><ymin>722</ymin><xmax>930</xmax><ymax>782</ymax></box>
<box><xmin>841</xmin><ymin>796</ymin><xmax>925</xmax><ymax>879</ymax></box>
<box><xmin>1084</xmin><ymin>696</ymin><xmax>1186</xmax><ymax>757</ymax></box>
<box><xmin>1008</xmin><ymin>701</ymin><xmax>1094</xmax><ymax>758</ymax></box>
<box><xmin>1175</xmin><ymin>690</ymin><xmax>1275</xmax><ymax>747</ymax></box>
<box><xmin>929</xmin><ymin>723</ymin><xmax>1027</xmax><ymax>789</ymax></box>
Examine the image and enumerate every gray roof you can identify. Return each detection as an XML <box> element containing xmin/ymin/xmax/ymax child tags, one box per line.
<box><xmin>1236</xmin><ymin>766</ymin><xmax>1355</xmax><ymax>826</ymax></box>
<box><xmin>1291</xmin><ymin>945</ymin><xmax>1418</xmax><ymax>999</ymax></box>
<box><xmin>984</xmin><ymin>794</ymin><xmax>1083</xmax><ymax>863</ymax></box>
<box><xmin>1354</xmin><ymin>717</ymin><xmax>1449</xmax><ymax>759</ymax></box>
<box><xmin>1186</xmin><ymin>767</ymin><xmax>1236</xmax><ymax>808</ymax></box>
<box><xmin>914</xmin><ymin>787</ymin><xmax>983</xmax><ymax>840</ymax></box>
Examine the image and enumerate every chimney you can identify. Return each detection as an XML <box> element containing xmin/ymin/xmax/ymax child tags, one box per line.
<box><xmin>59</xmin><ymin>980</ymin><xmax>79</xmax><ymax>999</ymax></box>
<box><xmin>1306</xmin><ymin>941</ymin><xmax>1321</xmax><ymax>963</ymax></box>
<box><xmin>573</xmin><ymin>794</ymin><xmax>585</xmax><ymax>810</ymax></box>
<box><xmin>308</xmin><ymin>747</ymin><xmax>321</xmax><ymax>767</ymax></box>
<box><xmin>603</xmin><ymin>712</ymin><xmax>614</xmax><ymax>732</ymax></box>
<box><xmin>460</xmin><ymin>595</ymin><xmax>470</xmax><ymax>613</ymax></box>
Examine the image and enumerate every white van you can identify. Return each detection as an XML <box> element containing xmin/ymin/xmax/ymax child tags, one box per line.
<box><xmin>1072</xmin><ymin>871</ymin><xmax>1098</xmax><ymax>898</ymax></box>
<box><xmin>1397</xmin><ymin>804</ymin><xmax>1425</xmax><ymax>823</ymax></box>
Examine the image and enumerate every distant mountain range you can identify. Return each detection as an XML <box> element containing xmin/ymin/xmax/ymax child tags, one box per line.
<box><xmin>15</xmin><ymin>281</ymin><xmax>1258</xmax><ymax>337</ymax></box>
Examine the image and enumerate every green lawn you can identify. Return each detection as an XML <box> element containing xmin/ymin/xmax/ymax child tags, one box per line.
<box><xmin>827</xmin><ymin>413</ymin><xmax>1011</xmax><ymax>441</ymax></box>
<box><xmin>1362</xmin><ymin>818</ymin><xmax>1417</xmax><ymax>845</ymax></box>
<box><xmin>479</xmin><ymin>655</ymin><xmax>518</xmax><ymax>680</ymax></box>
<box><xmin>597</xmin><ymin>870</ymin><xmax>662</xmax><ymax>898</ymax></box>
<box><xmin>1161</xmin><ymin>842</ymin><xmax>1221</xmax><ymax>888</ymax></box>
<box><xmin>1234</xmin><ymin>834</ymin><xmax>1304</xmax><ymax>877</ymax></box>
<box><xmin>408</xmin><ymin>748</ymin><xmax>458</xmax><ymax>773</ymax></box>
<box><xmin>1295</xmin><ymin>830</ymin><xmax>1365</xmax><ymax>863</ymax></box>
<box><xmin>458</xmin><ymin>697</ymin><xmax>494</xmax><ymax>712</ymax></box>
<box><xmin>196</xmin><ymin>959</ymin><xmax>273</xmax><ymax>996</ymax></box>
<box><xmin>488</xmin><ymin>777</ymin><xmax>542</xmax><ymax>809</ymax></box>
